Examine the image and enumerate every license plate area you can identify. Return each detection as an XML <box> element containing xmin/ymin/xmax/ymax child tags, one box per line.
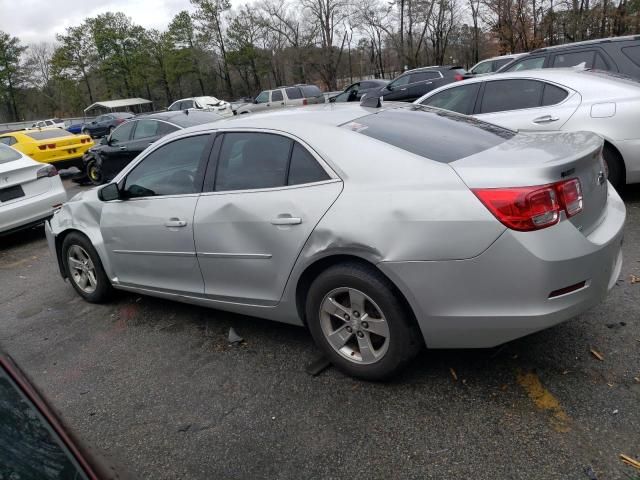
<box><xmin>0</xmin><ymin>185</ymin><xmax>25</xmax><ymax>202</ymax></box>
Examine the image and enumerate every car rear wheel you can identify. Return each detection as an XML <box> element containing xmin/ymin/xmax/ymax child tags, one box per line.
<box><xmin>62</xmin><ymin>233</ymin><xmax>113</xmax><ymax>303</ymax></box>
<box><xmin>86</xmin><ymin>159</ymin><xmax>104</xmax><ymax>185</ymax></box>
<box><xmin>305</xmin><ymin>262</ymin><xmax>422</xmax><ymax>381</ymax></box>
<box><xmin>603</xmin><ymin>144</ymin><xmax>624</xmax><ymax>191</ymax></box>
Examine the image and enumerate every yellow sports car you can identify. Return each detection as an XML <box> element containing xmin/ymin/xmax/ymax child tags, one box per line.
<box><xmin>0</xmin><ymin>128</ymin><xmax>94</xmax><ymax>168</ymax></box>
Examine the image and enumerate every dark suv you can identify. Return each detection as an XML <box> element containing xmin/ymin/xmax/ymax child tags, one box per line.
<box><xmin>498</xmin><ymin>35</ymin><xmax>640</xmax><ymax>79</ymax></box>
<box><xmin>372</xmin><ymin>66</ymin><xmax>466</xmax><ymax>102</ymax></box>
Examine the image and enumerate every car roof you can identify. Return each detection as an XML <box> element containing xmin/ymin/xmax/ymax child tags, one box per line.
<box><xmin>404</xmin><ymin>65</ymin><xmax>463</xmax><ymax>74</ymax></box>
<box><xmin>138</xmin><ymin>110</ymin><xmax>223</xmax><ymax>127</ymax></box>
<box><xmin>480</xmin><ymin>53</ymin><xmax>527</xmax><ymax>62</ymax></box>
<box><xmin>527</xmin><ymin>35</ymin><xmax>640</xmax><ymax>54</ymax></box>
<box><xmin>417</xmin><ymin>67</ymin><xmax>640</xmax><ymax>99</ymax></box>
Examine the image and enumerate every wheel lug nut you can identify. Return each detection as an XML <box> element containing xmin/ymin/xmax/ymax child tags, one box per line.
<box><xmin>362</xmin><ymin>321</ymin><xmax>369</xmax><ymax>329</ymax></box>
<box><xmin>357</xmin><ymin>331</ymin><xmax>364</xmax><ymax>338</ymax></box>
<box><xmin>353</xmin><ymin>311</ymin><xmax>360</xmax><ymax>318</ymax></box>
<box><xmin>344</xmin><ymin>314</ymin><xmax>350</xmax><ymax>320</ymax></box>
<box><xmin>346</xmin><ymin>326</ymin><xmax>353</xmax><ymax>333</ymax></box>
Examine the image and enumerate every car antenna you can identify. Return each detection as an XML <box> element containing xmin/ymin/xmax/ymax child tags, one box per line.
<box><xmin>184</xmin><ymin>109</ymin><xmax>189</xmax><ymax>115</ymax></box>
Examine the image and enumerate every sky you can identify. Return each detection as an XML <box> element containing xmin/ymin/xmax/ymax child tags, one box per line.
<box><xmin>0</xmin><ymin>0</ymin><xmax>197</xmax><ymax>45</ymax></box>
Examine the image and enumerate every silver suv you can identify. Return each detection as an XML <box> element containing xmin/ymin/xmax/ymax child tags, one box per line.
<box><xmin>234</xmin><ymin>85</ymin><xmax>325</xmax><ymax>114</ymax></box>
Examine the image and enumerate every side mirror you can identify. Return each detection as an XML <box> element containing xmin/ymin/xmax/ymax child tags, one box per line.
<box><xmin>386</xmin><ymin>84</ymin><xmax>394</xmax><ymax>91</ymax></box>
<box><xmin>254</xmin><ymin>99</ymin><xmax>259</xmax><ymax>104</ymax></box>
<box><xmin>98</xmin><ymin>183</ymin><xmax>121</xmax><ymax>201</ymax></box>
<box><xmin>99</xmin><ymin>137</ymin><xmax>108</xmax><ymax>145</ymax></box>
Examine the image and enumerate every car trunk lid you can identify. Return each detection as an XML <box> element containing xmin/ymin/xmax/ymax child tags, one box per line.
<box><xmin>450</xmin><ymin>131</ymin><xmax>608</xmax><ymax>236</ymax></box>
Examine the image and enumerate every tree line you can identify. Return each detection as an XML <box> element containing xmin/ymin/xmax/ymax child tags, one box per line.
<box><xmin>0</xmin><ymin>0</ymin><xmax>638</xmax><ymax>122</ymax></box>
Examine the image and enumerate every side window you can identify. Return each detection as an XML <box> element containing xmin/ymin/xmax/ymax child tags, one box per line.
<box><xmin>471</xmin><ymin>60</ymin><xmax>493</xmax><ymax>74</ymax></box>
<box><xmin>182</xmin><ymin>100</ymin><xmax>194</xmax><ymax>109</ymax></box>
<box><xmin>493</xmin><ymin>58</ymin><xmax>513</xmax><ymax>70</ymax></box>
<box><xmin>168</xmin><ymin>102</ymin><xmax>180</xmax><ymax>111</ymax></box>
<box><xmin>480</xmin><ymin>79</ymin><xmax>544</xmax><ymax>113</ymax></box>
<box><xmin>410</xmin><ymin>71</ymin><xmax>441</xmax><ymax>82</ymax></box>
<box><xmin>255</xmin><ymin>91</ymin><xmax>270</xmax><ymax>103</ymax></box>
<box><xmin>505</xmin><ymin>56</ymin><xmax>546</xmax><ymax>71</ymax></box>
<box><xmin>133</xmin><ymin>120</ymin><xmax>159</xmax><ymax>139</ymax></box>
<box><xmin>421</xmin><ymin>83</ymin><xmax>481</xmax><ymax>115</ymax></box>
<box><xmin>271</xmin><ymin>90</ymin><xmax>284</xmax><ymax>102</ymax></box>
<box><xmin>622</xmin><ymin>45</ymin><xmax>640</xmax><ymax>67</ymax></box>
<box><xmin>541</xmin><ymin>83</ymin><xmax>569</xmax><ymax>106</ymax></box>
<box><xmin>0</xmin><ymin>136</ymin><xmax>17</xmax><ymax>146</ymax></box>
<box><xmin>552</xmin><ymin>50</ymin><xmax>595</xmax><ymax>68</ymax></box>
<box><xmin>124</xmin><ymin>135</ymin><xmax>209</xmax><ymax>198</ymax></box>
<box><xmin>389</xmin><ymin>75</ymin><xmax>411</xmax><ymax>88</ymax></box>
<box><xmin>285</xmin><ymin>87</ymin><xmax>303</xmax><ymax>100</ymax></box>
<box><xmin>215</xmin><ymin>133</ymin><xmax>292</xmax><ymax>191</ymax></box>
<box><xmin>288</xmin><ymin>143</ymin><xmax>330</xmax><ymax>185</ymax></box>
<box><xmin>109</xmin><ymin>121</ymin><xmax>135</xmax><ymax>144</ymax></box>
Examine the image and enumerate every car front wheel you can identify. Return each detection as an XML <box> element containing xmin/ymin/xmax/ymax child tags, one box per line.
<box><xmin>305</xmin><ymin>262</ymin><xmax>422</xmax><ymax>381</ymax></box>
<box><xmin>61</xmin><ymin>233</ymin><xmax>113</xmax><ymax>303</ymax></box>
<box><xmin>86</xmin><ymin>159</ymin><xmax>104</xmax><ymax>185</ymax></box>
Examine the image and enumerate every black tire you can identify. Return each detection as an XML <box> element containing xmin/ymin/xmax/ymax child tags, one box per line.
<box><xmin>86</xmin><ymin>159</ymin><xmax>104</xmax><ymax>185</ymax></box>
<box><xmin>61</xmin><ymin>232</ymin><xmax>113</xmax><ymax>303</ymax></box>
<box><xmin>603</xmin><ymin>144</ymin><xmax>625</xmax><ymax>191</ymax></box>
<box><xmin>305</xmin><ymin>262</ymin><xmax>422</xmax><ymax>381</ymax></box>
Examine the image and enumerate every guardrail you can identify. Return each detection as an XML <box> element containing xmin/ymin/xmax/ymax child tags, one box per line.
<box><xmin>0</xmin><ymin>117</ymin><xmax>95</xmax><ymax>131</ymax></box>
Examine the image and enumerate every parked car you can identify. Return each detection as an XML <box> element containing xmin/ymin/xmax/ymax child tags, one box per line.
<box><xmin>66</xmin><ymin>123</ymin><xmax>84</xmax><ymax>134</ymax></box>
<box><xmin>167</xmin><ymin>96</ymin><xmax>233</xmax><ymax>117</ymax></box>
<box><xmin>329</xmin><ymin>79</ymin><xmax>390</xmax><ymax>102</ymax></box>
<box><xmin>415</xmin><ymin>68</ymin><xmax>640</xmax><ymax>189</ymax></box>
<box><xmin>81</xmin><ymin>112</ymin><xmax>135</xmax><ymax>138</ymax></box>
<box><xmin>0</xmin><ymin>351</ymin><xmax>125</xmax><ymax>478</ymax></box>
<box><xmin>46</xmin><ymin>103</ymin><xmax>624</xmax><ymax>380</ymax></box>
<box><xmin>465</xmin><ymin>53</ymin><xmax>527</xmax><ymax>77</ymax></box>
<box><xmin>0</xmin><ymin>144</ymin><xmax>66</xmax><ymax>235</ymax></box>
<box><xmin>0</xmin><ymin>128</ymin><xmax>94</xmax><ymax>169</ymax></box>
<box><xmin>81</xmin><ymin>110</ymin><xmax>224</xmax><ymax>185</ymax></box>
<box><xmin>370</xmin><ymin>66</ymin><xmax>467</xmax><ymax>102</ymax></box>
<box><xmin>234</xmin><ymin>84</ymin><xmax>325</xmax><ymax>114</ymax></box>
<box><xmin>496</xmin><ymin>35</ymin><xmax>640</xmax><ymax>79</ymax></box>
<box><xmin>30</xmin><ymin>118</ymin><xmax>66</xmax><ymax>129</ymax></box>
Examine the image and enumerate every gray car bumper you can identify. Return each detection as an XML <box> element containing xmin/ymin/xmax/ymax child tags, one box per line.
<box><xmin>379</xmin><ymin>187</ymin><xmax>626</xmax><ymax>349</ymax></box>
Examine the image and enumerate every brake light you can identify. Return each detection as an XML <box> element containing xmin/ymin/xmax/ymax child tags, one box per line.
<box><xmin>303</xmin><ymin>98</ymin><xmax>308</xmax><ymax>105</ymax></box>
<box><xmin>473</xmin><ymin>179</ymin><xmax>583</xmax><ymax>232</ymax></box>
<box><xmin>48</xmin><ymin>143</ymin><xmax>56</xmax><ymax>149</ymax></box>
<box><xmin>38</xmin><ymin>145</ymin><xmax>47</xmax><ymax>150</ymax></box>
<box><xmin>36</xmin><ymin>164</ymin><xmax>58</xmax><ymax>178</ymax></box>
<box><xmin>454</xmin><ymin>73</ymin><xmax>464</xmax><ymax>81</ymax></box>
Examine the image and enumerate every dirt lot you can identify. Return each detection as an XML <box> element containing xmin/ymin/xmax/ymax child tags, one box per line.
<box><xmin>1</xmin><ymin>179</ymin><xmax>639</xmax><ymax>479</ymax></box>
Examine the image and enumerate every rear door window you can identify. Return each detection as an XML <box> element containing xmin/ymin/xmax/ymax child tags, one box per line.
<box><xmin>421</xmin><ymin>83</ymin><xmax>481</xmax><ymax>115</ymax></box>
<box><xmin>133</xmin><ymin>120</ymin><xmax>160</xmax><ymax>139</ymax></box>
<box><xmin>480</xmin><ymin>79</ymin><xmax>544</xmax><ymax>113</ymax></box>
<box><xmin>271</xmin><ymin>90</ymin><xmax>284</xmax><ymax>102</ymax></box>
<box><xmin>541</xmin><ymin>83</ymin><xmax>569</xmax><ymax>106</ymax></box>
<box><xmin>505</xmin><ymin>56</ymin><xmax>546</xmax><ymax>71</ymax></box>
<box><xmin>288</xmin><ymin>143</ymin><xmax>329</xmax><ymax>185</ymax></box>
<box><xmin>285</xmin><ymin>87</ymin><xmax>303</xmax><ymax>100</ymax></box>
<box><xmin>300</xmin><ymin>85</ymin><xmax>322</xmax><ymax>97</ymax></box>
<box><xmin>410</xmin><ymin>71</ymin><xmax>441</xmax><ymax>82</ymax></box>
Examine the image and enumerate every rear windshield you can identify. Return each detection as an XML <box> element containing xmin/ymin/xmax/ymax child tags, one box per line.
<box><xmin>342</xmin><ymin>106</ymin><xmax>515</xmax><ymax>163</ymax></box>
<box><xmin>300</xmin><ymin>85</ymin><xmax>322</xmax><ymax>97</ymax></box>
<box><xmin>0</xmin><ymin>144</ymin><xmax>22</xmax><ymax>164</ymax></box>
<box><xmin>25</xmin><ymin>130</ymin><xmax>73</xmax><ymax>140</ymax></box>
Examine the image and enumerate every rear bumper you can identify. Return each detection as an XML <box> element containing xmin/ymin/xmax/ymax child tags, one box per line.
<box><xmin>616</xmin><ymin>138</ymin><xmax>640</xmax><ymax>184</ymax></box>
<box><xmin>379</xmin><ymin>186</ymin><xmax>626</xmax><ymax>348</ymax></box>
<box><xmin>0</xmin><ymin>180</ymin><xmax>67</xmax><ymax>234</ymax></box>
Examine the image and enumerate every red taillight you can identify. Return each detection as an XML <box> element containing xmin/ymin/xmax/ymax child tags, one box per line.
<box><xmin>48</xmin><ymin>143</ymin><xmax>56</xmax><ymax>149</ymax></box>
<box><xmin>36</xmin><ymin>164</ymin><xmax>58</xmax><ymax>179</ymax></box>
<box><xmin>303</xmin><ymin>98</ymin><xmax>308</xmax><ymax>105</ymax></box>
<box><xmin>454</xmin><ymin>73</ymin><xmax>464</xmax><ymax>81</ymax></box>
<box><xmin>38</xmin><ymin>145</ymin><xmax>47</xmax><ymax>150</ymax></box>
<box><xmin>473</xmin><ymin>178</ymin><xmax>583</xmax><ymax>232</ymax></box>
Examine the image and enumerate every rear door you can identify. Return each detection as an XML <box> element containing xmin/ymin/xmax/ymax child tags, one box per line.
<box><xmin>474</xmin><ymin>79</ymin><xmax>581</xmax><ymax>131</ymax></box>
<box><xmin>193</xmin><ymin>131</ymin><xmax>342</xmax><ymax>304</ymax></box>
<box><xmin>407</xmin><ymin>71</ymin><xmax>443</xmax><ymax>99</ymax></box>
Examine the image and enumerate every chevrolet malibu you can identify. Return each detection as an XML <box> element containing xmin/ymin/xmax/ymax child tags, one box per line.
<box><xmin>46</xmin><ymin>104</ymin><xmax>625</xmax><ymax>380</ymax></box>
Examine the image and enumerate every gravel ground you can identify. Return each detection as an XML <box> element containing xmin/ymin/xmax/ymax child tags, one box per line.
<box><xmin>1</xmin><ymin>179</ymin><xmax>639</xmax><ymax>479</ymax></box>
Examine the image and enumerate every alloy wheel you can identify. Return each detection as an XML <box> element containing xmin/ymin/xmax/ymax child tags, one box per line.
<box><xmin>67</xmin><ymin>245</ymin><xmax>98</xmax><ymax>294</ymax></box>
<box><xmin>319</xmin><ymin>287</ymin><xmax>390</xmax><ymax>365</ymax></box>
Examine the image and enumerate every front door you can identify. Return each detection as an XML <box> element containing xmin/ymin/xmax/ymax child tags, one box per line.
<box><xmin>474</xmin><ymin>79</ymin><xmax>581</xmax><ymax>131</ymax></box>
<box><xmin>194</xmin><ymin>131</ymin><xmax>342</xmax><ymax>304</ymax></box>
<box><xmin>100</xmin><ymin>133</ymin><xmax>213</xmax><ymax>293</ymax></box>
<box><xmin>98</xmin><ymin>120</ymin><xmax>137</xmax><ymax>179</ymax></box>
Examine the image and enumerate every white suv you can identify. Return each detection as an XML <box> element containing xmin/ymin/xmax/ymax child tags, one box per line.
<box><xmin>30</xmin><ymin>118</ymin><xmax>66</xmax><ymax>129</ymax></box>
<box><xmin>234</xmin><ymin>85</ymin><xmax>325</xmax><ymax>114</ymax></box>
<box><xmin>167</xmin><ymin>96</ymin><xmax>232</xmax><ymax>117</ymax></box>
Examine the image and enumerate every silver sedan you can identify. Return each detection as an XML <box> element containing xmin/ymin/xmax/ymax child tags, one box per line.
<box><xmin>46</xmin><ymin>104</ymin><xmax>625</xmax><ymax>380</ymax></box>
<box><xmin>414</xmin><ymin>68</ymin><xmax>640</xmax><ymax>189</ymax></box>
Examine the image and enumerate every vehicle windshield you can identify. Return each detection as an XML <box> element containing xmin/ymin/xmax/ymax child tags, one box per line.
<box><xmin>196</xmin><ymin>96</ymin><xmax>223</xmax><ymax>106</ymax></box>
<box><xmin>25</xmin><ymin>130</ymin><xmax>72</xmax><ymax>140</ymax></box>
<box><xmin>0</xmin><ymin>144</ymin><xmax>21</xmax><ymax>164</ymax></box>
<box><xmin>341</xmin><ymin>105</ymin><xmax>514</xmax><ymax>163</ymax></box>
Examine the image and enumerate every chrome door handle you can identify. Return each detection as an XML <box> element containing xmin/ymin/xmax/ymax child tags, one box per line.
<box><xmin>533</xmin><ymin>115</ymin><xmax>559</xmax><ymax>124</ymax></box>
<box><xmin>164</xmin><ymin>218</ymin><xmax>187</xmax><ymax>228</ymax></box>
<box><xmin>119</xmin><ymin>146</ymin><xmax>127</xmax><ymax>151</ymax></box>
<box><xmin>271</xmin><ymin>216</ymin><xmax>302</xmax><ymax>226</ymax></box>
<box><xmin>400</xmin><ymin>88</ymin><xmax>407</xmax><ymax>91</ymax></box>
